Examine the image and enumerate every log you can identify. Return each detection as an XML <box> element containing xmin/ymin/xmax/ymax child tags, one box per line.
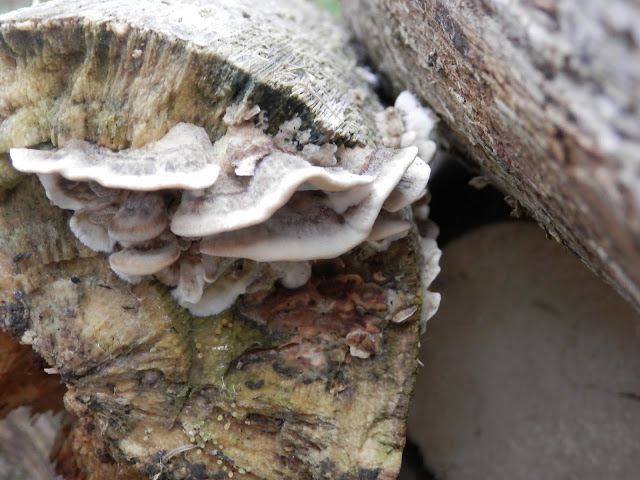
<box><xmin>409</xmin><ymin>221</ymin><xmax>640</xmax><ymax>478</ymax></box>
<box><xmin>340</xmin><ymin>0</ymin><xmax>640</xmax><ymax>310</ymax></box>
<box><xmin>0</xmin><ymin>164</ymin><xmax>425</xmax><ymax>480</ymax></box>
<box><xmin>0</xmin><ymin>1</ymin><xmax>441</xmax><ymax>478</ymax></box>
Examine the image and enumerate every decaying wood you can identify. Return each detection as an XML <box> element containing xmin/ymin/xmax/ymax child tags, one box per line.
<box><xmin>0</xmin><ymin>328</ymin><xmax>65</xmax><ymax>418</ymax></box>
<box><xmin>0</xmin><ymin>165</ymin><xmax>422</xmax><ymax>479</ymax></box>
<box><xmin>0</xmin><ymin>0</ymin><xmax>383</xmax><ymax>152</ymax></box>
<box><xmin>341</xmin><ymin>0</ymin><xmax>640</xmax><ymax>309</ymax></box>
<box><xmin>52</xmin><ymin>415</ymin><xmax>145</xmax><ymax>480</ymax></box>
<box><xmin>0</xmin><ymin>2</ymin><xmax>432</xmax><ymax>478</ymax></box>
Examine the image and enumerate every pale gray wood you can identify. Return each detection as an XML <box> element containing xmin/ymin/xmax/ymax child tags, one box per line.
<box><xmin>341</xmin><ymin>0</ymin><xmax>640</xmax><ymax>310</ymax></box>
<box><xmin>0</xmin><ymin>0</ymin><xmax>383</xmax><ymax>153</ymax></box>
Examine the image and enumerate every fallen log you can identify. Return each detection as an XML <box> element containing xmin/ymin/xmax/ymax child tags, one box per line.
<box><xmin>341</xmin><ymin>0</ymin><xmax>640</xmax><ymax>310</ymax></box>
<box><xmin>0</xmin><ymin>159</ymin><xmax>429</xmax><ymax>480</ymax></box>
<box><xmin>0</xmin><ymin>1</ymin><xmax>440</xmax><ymax>478</ymax></box>
<box><xmin>410</xmin><ymin>221</ymin><xmax>640</xmax><ymax>478</ymax></box>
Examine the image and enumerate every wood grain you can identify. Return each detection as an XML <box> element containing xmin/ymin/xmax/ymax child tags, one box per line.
<box><xmin>341</xmin><ymin>0</ymin><xmax>640</xmax><ymax>310</ymax></box>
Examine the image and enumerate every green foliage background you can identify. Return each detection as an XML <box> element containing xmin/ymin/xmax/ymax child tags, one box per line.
<box><xmin>314</xmin><ymin>0</ymin><xmax>340</xmax><ymax>15</ymax></box>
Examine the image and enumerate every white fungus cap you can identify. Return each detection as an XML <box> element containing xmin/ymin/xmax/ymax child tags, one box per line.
<box><xmin>10</xmin><ymin>95</ymin><xmax>437</xmax><ymax>318</ymax></box>
<box><xmin>11</xmin><ymin>123</ymin><xmax>221</xmax><ymax>191</ymax></box>
<box><xmin>199</xmin><ymin>147</ymin><xmax>419</xmax><ymax>261</ymax></box>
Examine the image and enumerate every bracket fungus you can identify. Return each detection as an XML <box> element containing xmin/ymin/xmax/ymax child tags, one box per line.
<box><xmin>11</xmin><ymin>99</ymin><xmax>436</xmax><ymax>317</ymax></box>
<box><xmin>0</xmin><ymin>1</ymin><xmax>441</xmax><ymax>479</ymax></box>
<box><xmin>7</xmin><ymin>28</ymin><xmax>438</xmax><ymax>321</ymax></box>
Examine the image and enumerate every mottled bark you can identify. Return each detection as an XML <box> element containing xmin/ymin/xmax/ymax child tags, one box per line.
<box><xmin>341</xmin><ymin>0</ymin><xmax>640</xmax><ymax>309</ymax></box>
<box><xmin>0</xmin><ymin>1</ymin><xmax>434</xmax><ymax>478</ymax></box>
<box><xmin>0</xmin><ymin>166</ymin><xmax>423</xmax><ymax>479</ymax></box>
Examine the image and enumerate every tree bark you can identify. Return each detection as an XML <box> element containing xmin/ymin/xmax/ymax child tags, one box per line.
<box><xmin>0</xmin><ymin>330</ymin><xmax>65</xmax><ymax>418</ymax></box>
<box><xmin>0</xmin><ymin>1</ymin><xmax>439</xmax><ymax>478</ymax></box>
<box><xmin>0</xmin><ymin>168</ymin><xmax>424</xmax><ymax>480</ymax></box>
<box><xmin>341</xmin><ymin>0</ymin><xmax>640</xmax><ymax>310</ymax></box>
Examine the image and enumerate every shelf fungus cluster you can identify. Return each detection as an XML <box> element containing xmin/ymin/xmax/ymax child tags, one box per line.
<box><xmin>0</xmin><ymin>0</ymin><xmax>441</xmax><ymax>479</ymax></box>
<box><xmin>11</xmin><ymin>96</ymin><xmax>436</xmax><ymax>325</ymax></box>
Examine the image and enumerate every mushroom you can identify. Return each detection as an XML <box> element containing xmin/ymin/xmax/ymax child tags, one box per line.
<box><xmin>175</xmin><ymin>260</ymin><xmax>260</xmax><ymax>317</ymax></box>
<box><xmin>366</xmin><ymin>211</ymin><xmax>412</xmax><ymax>242</ymax></box>
<box><xmin>0</xmin><ymin>1</ymin><xmax>442</xmax><ymax>479</ymax></box>
<box><xmin>198</xmin><ymin>146</ymin><xmax>419</xmax><ymax>261</ymax></box>
<box><xmin>170</xmin><ymin>148</ymin><xmax>376</xmax><ymax>238</ymax></box>
<box><xmin>108</xmin><ymin>191</ymin><xmax>168</xmax><ymax>244</ymax></box>
<box><xmin>69</xmin><ymin>205</ymin><xmax>119</xmax><ymax>253</ymax></box>
<box><xmin>393</xmin><ymin>91</ymin><xmax>438</xmax><ymax>162</ymax></box>
<box><xmin>171</xmin><ymin>257</ymin><xmax>207</xmax><ymax>305</ymax></box>
<box><xmin>10</xmin><ymin>100</ymin><xmax>435</xmax><ymax>316</ymax></box>
<box><xmin>10</xmin><ymin>123</ymin><xmax>221</xmax><ymax>191</ymax></box>
<box><xmin>36</xmin><ymin>174</ymin><xmax>97</xmax><ymax>210</ymax></box>
<box><xmin>109</xmin><ymin>232</ymin><xmax>181</xmax><ymax>277</ymax></box>
<box><xmin>2</xmin><ymin>0</ymin><xmax>439</xmax><ymax>330</ymax></box>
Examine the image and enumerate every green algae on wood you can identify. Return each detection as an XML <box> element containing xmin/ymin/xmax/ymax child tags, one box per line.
<box><xmin>0</xmin><ymin>180</ymin><xmax>424</xmax><ymax>478</ymax></box>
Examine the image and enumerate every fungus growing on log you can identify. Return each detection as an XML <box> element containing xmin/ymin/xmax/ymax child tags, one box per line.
<box><xmin>6</xmin><ymin>0</ymin><xmax>439</xmax><ymax>318</ymax></box>
<box><xmin>0</xmin><ymin>1</ymin><xmax>441</xmax><ymax>479</ymax></box>
<box><xmin>11</xmin><ymin>98</ymin><xmax>433</xmax><ymax>316</ymax></box>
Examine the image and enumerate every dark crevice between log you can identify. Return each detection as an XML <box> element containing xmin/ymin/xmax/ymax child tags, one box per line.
<box><xmin>399</xmin><ymin>438</ymin><xmax>437</xmax><ymax>480</ymax></box>
<box><xmin>428</xmin><ymin>154</ymin><xmax>513</xmax><ymax>246</ymax></box>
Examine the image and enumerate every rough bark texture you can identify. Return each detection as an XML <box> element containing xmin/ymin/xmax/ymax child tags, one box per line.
<box><xmin>0</xmin><ymin>164</ymin><xmax>422</xmax><ymax>479</ymax></box>
<box><xmin>341</xmin><ymin>0</ymin><xmax>640</xmax><ymax>309</ymax></box>
<box><xmin>0</xmin><ymin>2</ymin><xmax>434</xmax><ymax>478</ymax></box>
<box><xmin>0</xmin><ymin>0</ymin><xmax>383</xmax><ymax>153</ymax></box>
